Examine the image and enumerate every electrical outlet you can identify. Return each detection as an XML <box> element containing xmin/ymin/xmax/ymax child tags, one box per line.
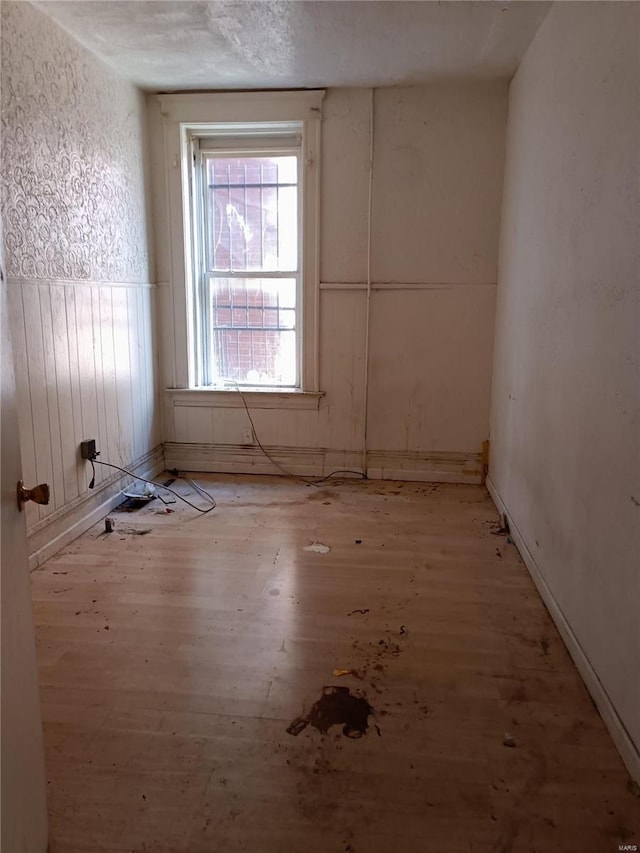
<box><xmin>80</xmin><ymin>439</ymin><xmax>97</xmax><ymax>460</ymax></box>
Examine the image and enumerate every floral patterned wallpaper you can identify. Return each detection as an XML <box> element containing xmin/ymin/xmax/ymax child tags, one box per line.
<box><xmin>1</xmin><ymin>2</ymin><xmax>150</xmax><ymax>282</ymax></box>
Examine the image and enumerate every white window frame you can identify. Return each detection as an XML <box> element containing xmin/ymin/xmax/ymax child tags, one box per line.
<box><xmin>193</xmin><ymin>126</ymin><xmax>303</xmax><ymax>388</ymax></box>
<box><xmin>158</xmin><ymin>91</ymin><xmax>324</xmax><ymax>395</ymax></box>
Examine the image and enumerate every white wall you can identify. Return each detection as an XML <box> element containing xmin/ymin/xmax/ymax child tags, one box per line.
<box><xmin>1</xmin><ymin>3</ymin><xmax>161</xmax><ymax>565</ymax></box>
<box><xmin>154</xmin><ymin>83</ymin><xmax>507</xmax><ymax>481</ymax></box>
<box><xmin>489</xmin><ymin>2</ymin><xmax>640</xmax><ymax>777</ymax></box>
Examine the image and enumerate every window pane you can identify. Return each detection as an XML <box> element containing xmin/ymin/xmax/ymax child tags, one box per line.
<box><xmin>206</xmin><ymin>156</ymin><xmax>298</xmax><ymax>273</ymax></box>
<box><xmin>210</xmin><ymin>277</ymin><xmax>297</xmax><ymax>387</ymax></box>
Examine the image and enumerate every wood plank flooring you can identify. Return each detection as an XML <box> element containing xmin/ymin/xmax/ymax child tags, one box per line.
<box><xmin>30</xmin><ymin>475</ymin><xmax>639</xmax><ymax>853</ymax></box>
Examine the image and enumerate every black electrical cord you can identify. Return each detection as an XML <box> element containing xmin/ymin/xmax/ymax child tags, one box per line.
<box><xmin>309</xmin><ymin>469</ymin><xmax>366</xmax><ymax>485</ymax></box>
<box><xmin>233</xmin><ymin>385</ymin><xmax>304</xmax><ymax>479</ymax></box>
<box><xmin>89</xmin><ymin>457</ymin><xmax>216</xmax><ymax>514</ymax></box>
<box><xmin>229</xmin><ymin>381</ymin><xmax>365</xmax><ymax>485</ymax></box>
<box><xmin>181</xmin><ymin>475</ymin><xmax>217</xmax><ymax>504</ymax></box>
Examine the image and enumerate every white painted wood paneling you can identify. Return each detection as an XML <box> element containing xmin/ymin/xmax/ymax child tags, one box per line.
<box><xmin>91</xmin><ymin>286</ymin><xmax>108</xmax><ymax>489</ymax></box>
<box><xmin>112</xmin><ymin>286</ymin><xmax>135</xmax><ymax>463</ymax></box>
<box><xmin>372</xmin><ymin>84</ymin><xmax>508</xmax><ymax>285</ymax></box>
<box><xmin>7</xmin><ymin>279</ymin><xmax>160</xmax><ymax>537</ymax></box>
<box><xmin>51</xmin><ymin>284</ymin><xmax>79</xmax><ymax>505</ymax></box>
<box><xmin>141</xmin><ymin>290</ymin><xmax>152</xmax><ymax>458</ymax></box>
<box><xmin>152</xmin><ymin>83</ymin><xmax>508</xmax><ymax>482</ymax></box>
<box><xmin>317</xmin><ymin>289</ymin><xmax>367</xmax><ymax>452</ymax></box>
<box><xmin>320</xmin><ymin>89</ymin><xmax>371</xmax><ymax>284</ymax></box>
<box><xmin>38</xmin><ymin>285</ymin><xmax>66</xmax><ymax>513</ymax></box>
<box><xmin>75</xmin><ymin>284</ymin><xmax>100</xmax><ymax>491</ymax></box>
<box><xmin>163</xmin><ymin>286</ymin><xmax>490</xmax><ymax>480</ymax></box>
<box><xmin>367</xmin><ymin>287</ymin><xmax>497</xmax><ymax>454</ymax></box>
<box><xmin>64</xmin><ymin>286</ymin><xmax>85</xmax><ymax>497</ymax></box>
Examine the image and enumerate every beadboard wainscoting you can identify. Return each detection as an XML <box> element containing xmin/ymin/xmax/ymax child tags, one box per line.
<box><xmin>26</xmin><ymin>445</ymin><xmax>164</xmax><ymax>572</ymax></box>
<box><xmin>2</xmin><ymin>2</ymin><xmax>159</xmax><ymax>565</ymax></box>
<box><xmin>7</xmin><ymin>277</ymin><xmax>161</xmax><ymax>564</ymax></box>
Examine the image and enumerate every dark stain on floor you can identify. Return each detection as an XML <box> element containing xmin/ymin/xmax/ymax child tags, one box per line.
<box><xmin>287</xmin><ymin>686</ymin><xmax>375</xmax><ymax>739</ymax></box>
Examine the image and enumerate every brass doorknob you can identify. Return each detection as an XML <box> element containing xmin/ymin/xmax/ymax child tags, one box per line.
<box><xmin>17</xmin><ymin>481</ymin><xmax>50</xmax><ymax>511</ymax></box>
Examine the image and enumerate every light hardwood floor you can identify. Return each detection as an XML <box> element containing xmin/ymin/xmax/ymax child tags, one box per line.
<box><xmin>31</xmin><ymin>475</ymin><xmax>639</xmax><ymax>853</ymax></box>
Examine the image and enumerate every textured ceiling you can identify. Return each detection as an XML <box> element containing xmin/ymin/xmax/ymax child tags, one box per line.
<box><xmin>32</xmin><ymin>0</ymin><xmax>551</xmax><ymax>92</ymax></box>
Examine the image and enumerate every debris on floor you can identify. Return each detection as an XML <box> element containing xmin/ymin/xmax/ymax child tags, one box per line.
<box><xmin>119</xmin><ymin>527</ymin><xmax>151</xmax><ymax>537</ymax></box>
<box><xmin>332</xmin><ymin>668</ymin><xmax>362</xmax><ymax>678</ymax></box>
<box><xmin>303</xmin><ymin>542</ymin><xmax>331</xmax><ymax>554</ymax></box>
<box><xmin>377</xmin><ymin>638</ymin><xmax>402</xmax><ymax>657</ymax></box>
<box><xmin>117</xmin><ymin>483</ymin><xmax>157</xmax><ymax>511</ymax></box>
<box><xmin>32</xmin><ymin>474</ymin><xmax>637</xmax><ymax>849</ymax></box>
<box><xmin>491</xmin><ymin>515</ymin><xmax>510</xmax><ymax>536</ymax></box>
<box><xmin>116</xmin><ymin>497</ymin><xmax>152</xmax><ymax>512</ymax></box>
<box><xmin>286</xmin><ymin>717</ymin><xmax>308</xmax><ymax>737</ymax></box>
<box><xmin>104</xmin><ymin>517</ymin><xmax>114</xmax><ymax>533</ymax></box>
<box><xmin>287</xmin><ymin>686</ymin><xmax>375</xmax><ymax>739</ymax></box>
<box><xmin>122</xmin><ymin>483</ymin><xmax>156</xmax><ymax>500</ymax></box>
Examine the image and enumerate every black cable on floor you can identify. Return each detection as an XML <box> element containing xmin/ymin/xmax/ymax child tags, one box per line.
<box><xmin>90</xmin><ymin>458</ymin><xmax>216</xmax><ymax>514</ymax></box>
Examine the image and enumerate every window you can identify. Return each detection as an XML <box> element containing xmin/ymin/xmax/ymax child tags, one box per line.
<box><xmin>192</xmin><ymin>127</ymin><xmax>302</xmax><ymax>388</ymax></box>
<box><xmin>158</xmin><ymin>91</ymin><xmax>324</xmax><ymax>395</ymax></box>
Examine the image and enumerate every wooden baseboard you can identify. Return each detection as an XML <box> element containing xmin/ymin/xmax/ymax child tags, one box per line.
<box><xmin>486</xmin><ymin>475</ymin><xmax>640</xmax><ymax>783</ymax></box>
<box><xmin>27</xmin><ymin>445</ymin><xmax>165</xmax><ymax>571</ymax></box>
<box><xmin>163</xmin><ymin>442</ymin><xmax>482</xmax><ymax>484</ymax></box>
<box><xmin>164</xmin><ymin>442</ymin><xmax>361</xmax><ymax>478</ymax></box>
<box><xmin>366</xmin><ymin>449</ymin><xmax>482</xmax><ymax>483</ymax></box>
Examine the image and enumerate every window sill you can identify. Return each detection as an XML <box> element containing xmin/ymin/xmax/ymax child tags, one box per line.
<box><xmin>166</xmin><ymin>387</ymin><xmax>324</xmax><ymax>411</ymax></box>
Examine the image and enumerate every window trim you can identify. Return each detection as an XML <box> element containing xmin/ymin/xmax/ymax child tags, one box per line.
<box><xmin>195</xmin><ymin>135</ymin><xmax>302</xmax><ymax>389</ymax></box>
<box><xmin>158</xmin><ymin>90</ymin><xmax>325</xmax><ymax>393</ymax></box>
<box><xmin>165</xmin><ymin>387</ymin><xmax>323</xmax><ymax>411</ymax></box>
